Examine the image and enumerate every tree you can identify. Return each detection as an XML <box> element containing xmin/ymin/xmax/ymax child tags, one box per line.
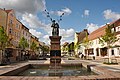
<box><xmin>99</xmin><ymin>24</ymin><xmax>118</xmax><ymax>63</ymax></box>
<box><xmin>0</xmin><ymin>26</ymin><xmax>8</xmax><ymax>50</ymax></box>
<box><xmin>74</xmin><ymin>42</ymin><xmax>81</xmax><ymax>56</ymax></box>
<box><xmin>19</xmin><ymin>37</ymin><xmax>29</xmax><ymax>51</ymax></box>
<box><xmin>82</xmin><ymin>32</ymin><xmax>92</xmax><ymax>59</ymax></box>
<box><xmin>0</xmin><ymin>26</ymin><xmax>8</xmax><ymax>64</ymax></box>
<box><xmin>30</xmin><ymin>41</ymin><xmax>37</xmax><ymax>52</ymax></box>
<box><xmin>40</xmin><ymin>45</ymin><xmax>49</xmax><ymax>56</ymax></box>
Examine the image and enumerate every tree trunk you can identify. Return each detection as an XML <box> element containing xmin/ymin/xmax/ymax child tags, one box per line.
<box><xmin>0</xmin><ymin>50</ymin><xmax>3</xmax><ymax>64</ymax></box>
<box><xmin>107</xmin><ymin>46</ymin><xmax>111</xmax><ymax>63</ymax></box>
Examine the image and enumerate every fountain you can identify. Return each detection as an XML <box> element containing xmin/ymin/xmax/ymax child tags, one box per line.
<box><xmin>44</xmin><ymin>10</ymin><xmax>64</xmax><ymax>76</ymax></box>
<box><xmin>49</xmin><ymin>20</ymin><xmax>62</xmax><ymax>76</ymax></box>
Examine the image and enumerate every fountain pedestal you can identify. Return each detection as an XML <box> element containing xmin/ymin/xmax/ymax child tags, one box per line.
<box><xmin>49</xmin><ymin>36</ymin><xmax>62</xmax><ymax>76</ymax></box>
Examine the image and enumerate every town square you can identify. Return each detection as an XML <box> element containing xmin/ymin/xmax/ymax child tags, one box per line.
<box><xmin>0</xmin><ymin>0</ymin><xmax>120</xmax><ymax>80</ymax></box>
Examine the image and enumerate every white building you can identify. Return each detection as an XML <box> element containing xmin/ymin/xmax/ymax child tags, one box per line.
<box><xmin>84</xmin><ymin>19</ymin><xmax>120</xmax><ymax>58</ymax></box>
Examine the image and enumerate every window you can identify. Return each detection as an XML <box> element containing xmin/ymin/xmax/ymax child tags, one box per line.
<box><xmin>10</xmin><ymin>19</ymin><xmax>13</xmax><ymax>24</ymax></box>
<box><xmin>10</xmin><ymin>13</ymin><xmax>14</xmax><ymax>17</ymax></box>
<box><xmin>96</xmin><ymin>48</ymin><xmax>99</xmax><ymax>56</ymax></box>
<box><xmin>16</xmin><ymin>24</ymin><xmax>18</xmax><ymax>28</ymax></box>
<box><xmin>23</xmin><ymin>31</ymin><xmax>24</xmax><ymax>35</ymax></box>
<box><xmin>18</xmin><ymin>25</ymin><xmax>20</xmax><ymax>29</ymax></box>
<box><xmin>9</xmin><ymin>28</ymin><xmax>12</xmax><ymax>34</ymax></box>
<box><xmin>116</xmin><ymin>26</ymin><xmax>120</xmax><ymax>32</ymax></box>
<box><xmin>111</xmin><ymin>49</ymin><xmax>114</xmax><ymax>55</ymax></box>
<box><xmin>11</xmin><ymin>13</ymin><xmax>13</xmax><ymax>17</ymax></box>
<box><xmin>15</xmin><ymin>32</ymin><xmax>16</xmax><ymax>36</ymax></box>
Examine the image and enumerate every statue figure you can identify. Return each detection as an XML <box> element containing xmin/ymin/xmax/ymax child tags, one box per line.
<box><xmin>51</xmin><ymin>20</ymin><xmax>59</xmax><ymax>36</ymax></box>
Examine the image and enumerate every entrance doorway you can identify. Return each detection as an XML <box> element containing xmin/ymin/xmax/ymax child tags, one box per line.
<box><xmin>100</xmin><ymin>47</ymin><xmax>107</xmax><ymax>56</ymax></box>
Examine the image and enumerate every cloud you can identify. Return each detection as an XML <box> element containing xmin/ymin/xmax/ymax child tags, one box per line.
<box><xmin>103</xmin><ymin>9</ymin><xmax>120</xmax><ymax>20</ymax></box>
<box><xmin>42</xmin><ymin>28</ymin><xmax>75</xmax><ymax>45</ymax></box>
<box><xmin>82</xmin><ymin>10</ymin><xmax>90</xmax><ymax>17</ymax></box>
<box><xmin>84</xmin><ymin>10</ymin><xmax>89</xmax><ymax>16</ymax></box>
<box><xmin>86</xmin><ymin>23</ymin><xmax>99</xmax><ymax>33</ymax></box>
<box><xmin>21</xmin><ymin>13</ymin><xmax>48</xmax><ymax>29</ymax></box>
<box><xmin>0</xmin><ymin>0</ymin><xmax>46</xmax><ymax>14</ymax></box>
<box><xmin>60</xmin><ymin>28</ymin><xmax>75</xmax><ymax>44</ymax></box>
<box><xmin>29</xmin><ymin>29</ymin><xmax>42</xmax><ymax>38</ymax></box>
<box><xmin>21</xmin><ymin>11</ymin><xmax>74</xmax><ymax>45</ymax></box>
<box><xmin>43</xmin><ymin>35</ymin><xmax>50</xmax><ymax>44</ymax></box>
<box><xmin>50</xmin><ymin>7</ymin><xmax>72</xmax><ymax>16</ymax></box>
<box><xmin>0</xmin><ymin>0</ymin><xmax>74</xmax><ymax>45</ymax></box>
<box><xmin>60</xmin><ymin>28</ymin><xmax>75</xmax><ymax>38</ymax></box>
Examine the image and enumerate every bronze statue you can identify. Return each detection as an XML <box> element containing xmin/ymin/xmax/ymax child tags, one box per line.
<box><xmin>51</xmin><ymin>20</ymin><xmax>59</xmax><ymax>36</ymax></box>
<box><xmin>44</xmin><ymin>10</ymin><xmax>64</xmax><ymax>36</ymax></box>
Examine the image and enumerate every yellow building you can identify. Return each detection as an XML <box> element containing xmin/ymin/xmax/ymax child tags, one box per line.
<box><xmin>74</xmin><ymin>29</ymin><xmax>88</xmax><ymax>55</ymax></box>
<box><xmin>4</xmin><ymin>9</ymin><xmax>22</xmax><ymax>48</ymax></box>
<box><xmin>21</xmin><ymin>24</ymin><xmax>31</xmax><ymax>50</ymax></box>
<box><xmin>0</xmin><ymin>8</ymin><xmax>7</xmax><ymax>31</ymax></box>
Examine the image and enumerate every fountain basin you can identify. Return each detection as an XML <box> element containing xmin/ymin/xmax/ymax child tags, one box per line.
<box><xmin>1</xmin><ymin>63</ymin><xmax>97</xmax><ymax>76</ymax></box>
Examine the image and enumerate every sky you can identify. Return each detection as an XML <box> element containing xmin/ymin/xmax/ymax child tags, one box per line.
<box><xmin>0</xmin><ymin>0</ymin><xmax>120</xmax><ymax>45</ymax></box>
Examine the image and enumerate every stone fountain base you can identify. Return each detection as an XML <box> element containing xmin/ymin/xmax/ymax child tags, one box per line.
<box><xmin>49</xmin><ymin>36</ymin><xmax>62</xmax><ymax>76</ymax></box>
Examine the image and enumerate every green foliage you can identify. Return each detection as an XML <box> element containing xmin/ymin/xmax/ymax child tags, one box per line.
<box><xmin>40</xmin><ymin>45</ymin><xmax>49</xmax><ymax>52</ymax></box>
<box><xmin>30</xmin><ymin>41</ymin><xmax>37</xmax><ymax>51</ymax></box>
<box><xmin>74</xmin><ymin>42</ymin><xmax>81</xmax><ymax>50</ymax></box>
<box><xmin>99</xmin><ymin>24</ymin><xmax>118</xmax><ymax>48</ymax></box>
<box><xmin>19</xmin><ymin>37</ymin><xmax>29</xmax><ymax>50</ymax></box>
<box><xmin>82</xmin><ymin>32</ymin><xmax>92</xmax><ymax>49</ymax></box>
<box><xmin>0</xmin><ymin>26</ymin><xmax>8</xmax><ymax>50</ymax></box>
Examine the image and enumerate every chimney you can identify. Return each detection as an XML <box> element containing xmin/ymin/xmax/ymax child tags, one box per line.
<box><xmin>84</xmin><ymin>29</ymin><xmax>87</xmax><ymax>32</ymax></box>
<box><xmin>3</xmin><ymin>8</ymin><xmax>5</xmax><ymax>10</ymax></box>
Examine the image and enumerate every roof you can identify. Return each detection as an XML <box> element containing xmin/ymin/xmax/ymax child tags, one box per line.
<box><xmin>22</xmin><ymin>24</ymin><xmax>29</xmax><ymax>31</ymax></box>
<box><xmin>62</xmin><ymin>42</ymin><xmax>69</xmax><ymax>47</ymax></box>
<box><xmin>88</xmin><ymin>25</ymin><xmax>106</xmax><ymax>40</ymax></box>
<box><xmin>5</xmin><ymin>9</ymin><xmax>13</xmax><ymax>13</ymax></box>
<box><xmin>88</xmin><ymin>18</ymin><xmax>120</xmax><ymax>40</ymax></box>
<box><xmin>76</xmin><ymin>29</ymin><xmax>88</xmax><ymax>43</ymax></box>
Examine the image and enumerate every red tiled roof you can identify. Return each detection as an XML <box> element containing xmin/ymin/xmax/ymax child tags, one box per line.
<box><xmin>88</xmin><ymin>18</ymin><xmax>120</xmax><ymax>40</ymax></box>
<box><xmin>88</xmin><ymin>25</ymin><xmax>106</xmax><ymax>40</ymax></box>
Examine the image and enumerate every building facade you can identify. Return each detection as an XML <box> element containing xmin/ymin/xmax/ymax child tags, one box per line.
<box><xmin>21</xmin><ymin>24</ymin><xmax>31</xmax><ymax>50</ymax></box>
<box><xmin>0</xmin><ymin>8</ymin><xmax>7</xmax><ymax>30</ymax></box>
<box><xmin>74</xmin><ymin>29</ymin><xmax>88</xmax><ymax>55</ymax></box>
<box><xmin>84</xmin><ymin>19</ymin><xmax>120</xmax><ymax>58</ymax></box>
<box><xmin>0</xmin><ymin>8</ymin><xmax>43</xmax><ymax>63</ymax></box>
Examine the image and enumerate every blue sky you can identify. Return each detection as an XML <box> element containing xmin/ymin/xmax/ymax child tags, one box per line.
<box><xmin>45</xmin><ymin>0</ymin><xmax>120</xmax><ymax>30</ymax></box>
<box><xmin>0</xmin><ymin>0</ymin><xmax>120</xmax><ymax>44</ymax></box>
